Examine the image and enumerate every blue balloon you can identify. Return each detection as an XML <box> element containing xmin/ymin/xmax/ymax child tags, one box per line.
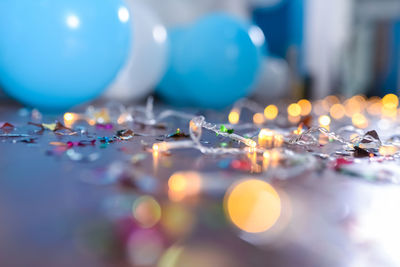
<box><xmin>157</xmin><ymin>13</ymin><xmax>265</xmax><ymax>108</ymax></box>
<box><xmin>0</xmin><ymin>0</ymin><xmax>132</xmax><ymax>111</ymax></box>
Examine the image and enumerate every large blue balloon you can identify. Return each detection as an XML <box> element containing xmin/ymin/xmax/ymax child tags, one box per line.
<box><xmin>0</xmin><ymin>0</ymin><xmax>132</xmax><ymax>111</ymax></box>
<box><xmin>157</xmin><ymin>13</ymin><xmax>265</xmax><ymax>108</ymax></box>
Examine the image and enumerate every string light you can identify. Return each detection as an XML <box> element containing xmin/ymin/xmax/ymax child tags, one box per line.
<box><xmin>318</xmin><ymin>115</ymin><xmax>331</xmax><ymax>127</ymax></box>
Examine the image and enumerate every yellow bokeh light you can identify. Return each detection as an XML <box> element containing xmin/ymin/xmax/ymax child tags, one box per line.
<box><xmin>318</xmin><ymin>115</ymin><xmax>331</xmax><ymax>126</ymax></box>
<box><xmin>264</xmin><ymin>105</ymin><xmax>279</xmax><ymax>120</ymax></box>
<box><xmin>64</xmin><ymin>112</ymin><xmax>75</xmax><ymax>122</ymax></box>
<box><xmin>225</xmin><ymin>179</ymin><xmax>281</xmax><ymax>233</ymax></box>
<box><xmin>329</xmin><ymin>104</ymin><xmax>345</xmax><ymax>120</ymax></box>
<box><xmin>228</xmin><ymin>109</ymin><xmax>240</xmax><ymax>125</ymax></box>
<box><xmin>168</xmin><ymin>172</ymin><xmax>202</xmax><ymax>201</ymax></box>
<box><xmin>352</xmin><ymin>113</ymin><xmax>368</xmax><ymax>129</ymax></box>
<box><xmin>253</xmin><ymin>113</ymin><xmax>265</xmax><ymax>125</ymax></box>
<box><xmin>344</xmin><ymin>98</ymin><xmax>362</xmax><ymax>117</ymax></box>
<box><xmin>379</xmin><ymin>145</ymin><xmax>398</xmax><ymax>157</ymax></box>
<box><xmin>287</xmin><ymin>103</ymin><xmax>301</xmax><ymax>117</ymax></box>
<box><xmin>382</xmin><ymin>105</ymin><xmax>397</xmax><ymax>119</ymax></box>
<box><xmin>382</xmin><ymin>94</ymin><xmax>399</xmax><ymax>109</ymax></box>
<box><xmin>297</xmin><ymin>99</ymin><xmax>312</xmax><ymax>116</ymax></box>
<box><xmin>132</xmin><ymin>196</ymin><xmax>162</xmax><ymax>228</ymax></box>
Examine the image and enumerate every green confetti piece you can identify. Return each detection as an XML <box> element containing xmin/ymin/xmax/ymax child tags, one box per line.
<box><xmin>220</xmin><ymin>125</ymin><xmax>228</xmax><ymax>133</ymax></box>
<box><xmin>220</xmin><ymin>142</ymin><xmax>228</xmax><ymax>147</ymax></box>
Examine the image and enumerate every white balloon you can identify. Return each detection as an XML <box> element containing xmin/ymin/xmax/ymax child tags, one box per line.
<box><xmin>251</xmin><ymin>57</ymin><xmax>290</xmax><ymax>102</ymax></box>
<box><xmin>105</xmin><ymin>1</ymin><xmax>168</xmax><ymax>102</ymax></box>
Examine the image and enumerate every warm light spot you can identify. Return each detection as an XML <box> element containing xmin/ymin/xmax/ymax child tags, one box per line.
<box><xmin>168</xmin><ymin>173</ymin><xmax>187</xmax><ymax>192</ymax></box>
<box><xmin>382</xmin><ymin>94</ymin><xmax>399</xmax><ymax>109</ymax></box>
<box><xmin>94</xmin><ymin>109</ymin><xmax>111</xmax><ymax>124</ymax></box>
<box><xmin>168</xmin><ymin>172</ymin><xmax>202</xmax><ymax>201</ymax></box>
<box><xmin>288</xmin><ymin>103</ymin><xmax>301</xmax><ymax>117</ymax></box>
<box><xmin>153</xmin><ymin>25</ymin><xmax>167</xmax><ymax>43</ymax></box>
<box><xmin>264</xmin><ymin>105</ymin><xmax>278</xmax><ymax>120</ymax></box>
<box><xmin>379</xmin><ymin>145</ymin><xmax>398</xmax><ymax>157</ymax></box>
<box><xmin>243</xmin><ymin>139</ymin><xmax>257</xmax><ymax>148</ymax></box>
<box><xmin>66</xmin><ymin>14</ymin><xmax>80</xmax><ymax>29</ymax></box>
<box><xmin>253</xmin><ymin>113</ymin><xmax>265</xmax><ymax>125</ymax></box>
<box><xmin>297</xmin><ymin>99</ymin><xmax>312</xmax><ymax>116</ymax></box>
<box><xmin>344</xmin><ymin>98</ymin><xmax>362</xmax><ymax>117</ymax></box>
<box><xmin>118</xmin><ymin>6</ymin><xmax>130</xmax><ymax>23</ymax></box>
<box><xmin>382</xmin><ymin>105</ymin><xmax>397</xmax><ymax>119</ymax></box>
<box><xmin>318</xmin><ymin>115</ymin><xmax>331</xmax><ymax>126</ymax></box>
<box><xmin>132</xmin><ymin>196</ymin><xmax>161</xmax><ymax>228</ymax></box>
<box><xmin>352</xmin><ymin>113</ymin><xmax>368</xmax><ymax>129</ymax></box>
<box><xmin>152</xmin><ymin>142</ymin><xmax>169</xmax><ymax>152</ymax></box>
<box><xmin>293</xmin><ymin>124</ymin><xmax>304</xmax><ymax>135</ymax></box>
<box><xmin>225</xmin><ymin>179</ymin><xmax>281</xmax><ymax>233</ymax></box>
<box><xmin>274</xmin><ymin>134</ymin><xmax>284</xmax><ymax>147</ymax></box>
<box><xmin>152</xmin><ymin>143</ymin><xmax>159</xmax><ymax>152</ymax></box>
<box><xmin>228</xmin><ymin>109</ymin><xmax>240</xmax><ymax>125</ymax></box>
<box><xmin>330</xmin><ymin>104</ymin><xmax>345</xmax><ymax>120</ymax></box>
<box><xmin>367</xmin><ymin>99</ymin><xmax>382</xmax><ymax>116</ymax></box>
<box><xmin>258</xmin><ymin>129</ymin><xmax>274</xmax><ymax>148</ymax></box>
<box><xmin>263</xmin><ymin>149</ymin><xmax>280</xmax><ymax>168</ymax></box>
<box><xmin>64</xmin><ymin>113</ymin><xmax>75</xmax><ymax>122</ymax></box>
<box><xmin>288</xmin><ymin>115</ymin><xmax>300</xmax><ymax>124</ymax></box>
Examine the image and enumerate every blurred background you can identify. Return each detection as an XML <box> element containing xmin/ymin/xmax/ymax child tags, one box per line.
<box><xmin>1</xmin><ymin>0</ymin><xmax>399</xmax><ymax>109</ymax></box>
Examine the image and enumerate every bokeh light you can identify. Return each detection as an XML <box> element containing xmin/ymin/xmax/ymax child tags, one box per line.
<box><xmin>132</xmin><ymin>196</ymin><xmax>162</xmax><ymax>228</ymax></box>
<box><xmin>329</xmin><ymin>104</ymin><xmax>345</xmax><ymax>120</ymax></box>
<box><xmin>379</xmin><ymin>145</ymin><xmax>398</xmax><ymax>157</ymax></box>
<box><xmin>225</xmin><ymin>179</ymin><xmax>281</xmax><ymax>233</ymax></box>
<box><xmin>297</xmin><ymin>99</ymin><xmax>312</xmax><ymax>116</ymax></box>
<box><xmin>228</xmin><ymin>109</ymin><xmax>240</xmax><ymax>124</ymax></box>
<box><xmin>287</xmin><ymin>103</ymin><xmax>301</xmax><ymax>117</ymax></box>
<box><xmin>168</xmin><ymin>172</ymin><xmax>202</xmax><ymax>202</ymax></box>
<box><xmin>264</xmin><ymin>104</ymin><xmax>278</xmax><ymax>120</ymax></box>
<box><xmin>253</xmin><ymin>113</ymin><xmax>265</xmax><ymax>125</ymax></box>
<box><xmin>382</xmin><ymin>94</ymin><xmax>399</xmax><ymax>109</ymax></box>
<box><xmin>352</xmin><ymin>113</ymin><xmax>369</xmax><ymax>129</ymax></box>
<box><xmin>318</xmin><ymin>115</ymin><xmax>331</xmax><ymax>127</ymax></box>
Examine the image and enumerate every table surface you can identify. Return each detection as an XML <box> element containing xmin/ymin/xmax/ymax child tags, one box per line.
<box><xmin>0</xmin><ymin>100</ymin><xmax>398</xmax><ymax>267</ymax></box>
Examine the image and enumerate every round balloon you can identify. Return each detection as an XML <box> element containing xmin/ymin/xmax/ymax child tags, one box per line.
<box><xmin>157</xmin><ymin>13</ymin><xmax>265</xmax><ymax>108</ymax></box>
<box><xmin>105</xmin><ymin>1</ymin><xmax>168</xmax><ymax>102</ymax></box>
<box><xmin>0</xmin><ymin>0</ymin><xmax>132</xmax><ymax>111</ymax></box>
